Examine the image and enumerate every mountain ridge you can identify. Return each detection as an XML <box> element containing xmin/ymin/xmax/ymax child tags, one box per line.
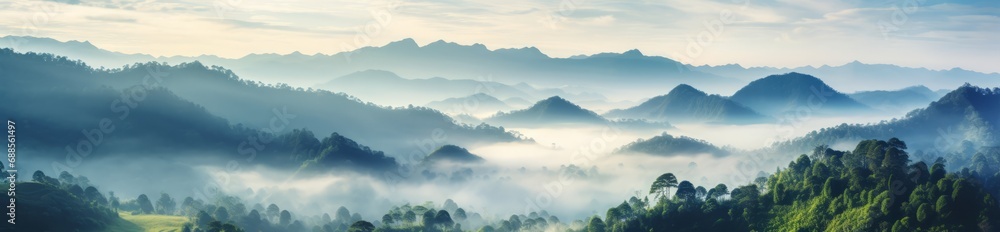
<box><xmin>730</xmin><ymin>72</ymin><xmax>871</xmax><ymax>116</ymax></box>
<box><xmin>604</xmin><ymin>84</ymin><xmax>770</xmax><ymax>124</ymax></box>
<box><xmin>486</xmin><ymin>96</ymin><xmax>608</xmax><ymax>127</ymax></box>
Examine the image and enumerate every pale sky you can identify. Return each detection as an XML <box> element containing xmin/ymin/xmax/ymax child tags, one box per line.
<box><xmin>1</xmin><ymin>0</ymin><xmax>998</xmax><ymax>73</ymax></box>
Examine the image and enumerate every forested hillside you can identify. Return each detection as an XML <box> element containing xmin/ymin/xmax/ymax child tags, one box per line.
<box><xmin>589</xmin><ymin>138</ymin><xmax>1000</xmax><ymax>232</ymax></box>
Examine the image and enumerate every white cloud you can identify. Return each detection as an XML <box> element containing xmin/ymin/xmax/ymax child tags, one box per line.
<box><xmin>0</xmin><ymin>0</ymin><xmax>996</xmax><ymax>72</ymax></box>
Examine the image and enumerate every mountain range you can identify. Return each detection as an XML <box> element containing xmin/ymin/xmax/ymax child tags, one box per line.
<box><xmin>486</xmin><ymin>96</ymin><xmax>608</xmax><ymax>127</ymax></box>
<box><xmin>422</xmin><ymin>145</ymin><xmax>486</xmax><ymax>165</ymax></box>
<box><xmin>5</xmin><ymin>36</ymin><xmax>998</xmax><ymax>100</ymax></box>
<box><xmin>730</xmin><ymin>72</ymin><xmax>871</xmax><ymax>116</ymax></box>
<box><xmin>0</xmin><ymin>48</ymin><xmax>524</xmax><ymax>162</ymax></box>
<box><xmin>689</xmin><ymin>61</ymin><xmax>998</xmax><ymax>93</ymax></box>
<box><xmin>618</xmin><ymin>133</ymin><xmax>729</xmax><ymax>157</ymax></box>
<box><xmin>315</xmin><ymin>70</ymin><xmax>604</xmax><ymax>107</ymax></box>
<box><xmin>604</xmin><ymin>84</ymin><xmax>771</xmax><ymax>124</ymax></box>
<box><xmin>425</xmin><ymin>93</ymin><xmax>513</xmax><ymax>117</ymax></box>
<box><xmin>771</xmin><ymin>84</ymin><xmax>1000</xmax><ymax>157</ymax></box>
<box><xmin>848</xmin><ymin>85</ymin><xmax>943</xmax><ymax>113</ymax></box>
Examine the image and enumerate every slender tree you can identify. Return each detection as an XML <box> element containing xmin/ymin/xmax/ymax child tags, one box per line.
<box><xmin>649</xmin><ymin>173</ymin><xmax>679</xmax><ymax>200</ymax></box>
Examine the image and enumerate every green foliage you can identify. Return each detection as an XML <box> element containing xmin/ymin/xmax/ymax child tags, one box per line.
<box><xmin>649</xmin><ymin>173</ymin><xmax>678</xmax><ymax>200</ymax></box>
<box><xmin>596</xmin><ymin>138</ymin><xmax>1000</xmax><ymax>232</ymax></box>
<box><xmin>620</xmin><ymin>133</ymin><xmax>728</xmax><ymax>156</ymax></box>
<box><xmin>586</xmin><ymin>217</ymin><xmax>606</xmax><ymax>232</ymax></box>
<box><xmin>137</xmin><ymin>194</ymin><xmax>156</xmax><ymax>214</ymax></box>
<box><xmin>157</xmin><ymin>193</ymin><xmax>177</xmax><ymax>215</ymax></box>
<box><xmin>0</xmin><ymin>182</ymin><xmax>118</xmax><ymax>231</ymax></box>
<box><xmin>348</xmin><ymin>220</ymin><xmax>375</xmax><ymax>232</ymax></box>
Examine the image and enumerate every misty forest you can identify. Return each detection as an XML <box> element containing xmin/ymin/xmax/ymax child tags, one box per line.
<box><xmin>0</xmin><ymin>2</ymin><xmax>999</xmax><ymax>231</ymax></box>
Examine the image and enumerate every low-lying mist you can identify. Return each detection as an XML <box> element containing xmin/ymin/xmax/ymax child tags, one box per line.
<box><xmin>16</xmin><ymin>112</ymin><xmax>917</xmax><ymax>226</ymax></box>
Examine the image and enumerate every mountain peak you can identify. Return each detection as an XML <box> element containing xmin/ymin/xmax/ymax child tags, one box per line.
<box><xmin>494</xmin><ymin>46</ymin><xmax>549</xmax><ymax>59</ymax></box>
<box><xmin>731</xmin><ymin>72</ymin><xmax>868</xmax><ymax>115</ymax></box>
<box><xmin>424</xmin><ymin>144</ymin><xmax>485</xmax><ymax>164</ymax></box>
<box><xmin>424</xmin><ymin>39</ymin><xmax>454</xmax><ymax>48</ymax></box>
<box><xmin>667</xmin><ymin>84</ymin><xmax>704</xmax><ymax>96</ymax></box>
<box><xmin>622</xmin><ymin>49</ymin><xmax>644</xmax><ymax>57</ymax></box>
<box><xmin>760</xmin><ymin>72</ymin><xmax>825</xmax><ymax>84</ymax></box>
<box><xmin>421</xmin><ymin>39</ymin><xmax>489</xmax><ymax>53</ymax></box>
<box><xmin>384</xmin><ymin>38</ymin><xmax>419</xmax><ymax>48</ymax></box>
<box><xmin>539</xmin><ymin>95</ymin><xmax>571</xmax><ymax>104</ymax></box>
<box><xmin>487</xmin><ymin>95</ymin><xmax>606</xmax><ymax>126</ymax></box>
<box><xmin>605</xmin><ymin>83</ymin><xmax>769</xmax><ymax>124</ymax></box>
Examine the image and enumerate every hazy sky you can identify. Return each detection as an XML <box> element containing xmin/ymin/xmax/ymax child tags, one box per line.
<box><xmin>1</xmin><ymin>0</ymin><xmax>998</xmax><ymax>73</ymax></box>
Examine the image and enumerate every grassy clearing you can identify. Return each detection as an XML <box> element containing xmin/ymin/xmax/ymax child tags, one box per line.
<box><xmin>102</xmin><ymin>212</ymin><xmax>189</xmax><ymax>232</ymax></box>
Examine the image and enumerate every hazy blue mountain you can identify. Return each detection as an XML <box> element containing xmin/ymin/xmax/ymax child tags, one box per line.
<box><xmin>617</xmin><ymin>133</ymin><xmax>728</xmax><ymax>157</ymax></box>
<box><xmin>1</xmin><ymin>35</ymin><xmax>156</xmax><ymax>68</ymax></box>
<box><xmin>8</xmin><ymin>36</ymin><xmax>1000</xmax><ymax>99</ymax></box>
<box><xmin>290</xmin><ymin>130</ymin><xmax>400</xmax><ymax>174</ymax></box>
<box><xmin>849</xmin><ymin>85</ymin><xmax>942</xmax><ymax>113</ymax></box>
<box><xmin>0</xmin><ymin>49</ymin><xmax>524</xmax><ymax>161</ymax></box>
<box><xmin>0</xmin><ymin>182</ymin><xmax>118</xmax><ymax>232</ymax></box>
<box><xmin>504</xmin><ymin>97</ymin><xmax>534</xmax><ymax>108</ymax></box>
<box><xmin>423</xmin><ymin>145</ymin><xmax>486</xmax><ymax>164</ymax></box>
<box><xmin>2</xmin><ymin>36</ymin><xmax>737</xmax><ymax>98</ymax></box>
<box><xmin>0</xmin><ymin>49</ymin><xmax>407</xmax><ymax>175</ymax></box>
<box><xmin>486</xmin><ymin>96</ymin><xmax>608</xmax><ymax>127</ymax></box>
<box><xmin>771</xmin><ymin>84</ymin><xmax>1000</xmax><ymax>157</ymax></box>
<box><xmin>511</xmin><ymin>82</ymin><xmax>607</xmax><ymax>102</ymax></box>
<box><xmin>0</xmin><ymin>49</ymin><xmax>244</xmax><ymax>154</ymax></box>
<box><xmin>690</xmin><ymin>60</ymin><xmax>1000</xmax><ymax>93</ymax></box>
<box><xmin>604</xmin><ymin>84</ymin><xmax>771</xmax><ymax>124</ymax></box>
<box><xmin>730</xmin><ymin>72</ymin><xmax>871</xmax><ymax>116</ymax></box>
<box><xmin>425</xmin><ymin>93</ymin><xmax>513</xmax><ymax>116</ymax></box>
<box><xmin>315</xmin><ymin>70</ymin><xmax>604</xmax><ymax>107</ymax></box>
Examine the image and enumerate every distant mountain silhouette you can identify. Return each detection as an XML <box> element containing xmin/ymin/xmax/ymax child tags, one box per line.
<box><xmin>486</xmin><ymin>96</ymin><xmax>608</xmax><ymax>127</ymax></box>
<box><xmin>423</xmin><ymin>145</ymin><xmax>486</xmax><ymax>164</ymax></box>
<box><xmin>11</xmin><ymin>36</ymin><xmax>999</xmax><ymax>99</ymax></box>
<box><xmin>730</xmin><ymin>72</ymin><xmax>871</xmax><ymax>116</ymax></box>
<box><xmin>426</xmin><ymin>93</ymin><xmax>512</xmax><ymax>116</ymax></box>
<box><xmin>604</xmin><ymin>84</ymin><xmax>770</xmax><ymax>124</ymax></box>
<box><xmin>618</xmin><ymin>133</ymin><xmax>728</xmax><ymax>157</ymax></box>
<box><xmin>690</xmin><ymin>60</ymin><xmax>1000</xmax><ymax>93</ymax></box>
<box><xmin>772</xmin><ymin>84</ymin><xmax>1000</xmax><ymax>156</ymax></box>
<box><xmin>849</xmin><ymin>85</ymin><xmax>942</xmax><ymax>113</ymax></box>
<box><xmin>1</xmin><ymin>36</ymin><xmax>736</xmax><ymax>97</ymax></box>
<box><xmin>316</xmin><ymin>70</ymin><xmax>603</xmax><ymax>107</ymax></box>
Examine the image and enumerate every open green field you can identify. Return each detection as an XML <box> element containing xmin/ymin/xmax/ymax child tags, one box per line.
<box><xmin>102</xmin><ymin>212</ymin><xmax>189</xmax><ymax>232</ymax></box>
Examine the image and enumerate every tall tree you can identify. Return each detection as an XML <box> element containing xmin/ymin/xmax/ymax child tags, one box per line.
<box><xmin>675</xmin><ymin>181</ymin><xmax>696</xmax><ymax>200</ymax></box>
<box><xmin>336</xmin><ymin>206</ymin><xmax>352</xmax><ymax>223</ymax></box>
<box><xmin>649</xmin><ymin>173</ymin><xmax>679</xmax><ymax>200</ymax></box>
<box><xmin>279</xmin><ymin>210</ymin><xmax>292</xmax><ymax>226</ymax></box>
<box><xmin>83</xmin><ymin>186</ymin><xmax>107</xmax><ymax>205</ymax></box>
<box><xmin>422</xmin><ymin>210</ymin><xmax>436</xmax><ymax>228</ymax></box>
<box><xmin>136</xmin><ymin>194</ymin><xmax>155</xmax><ymax>214</ymax></box>
<box><xmin>348</xmin><ymin>220</ymin><xmax>375</xmax><ymax>232</ymax></box>
<box><xmin>435</xmin><ymin>210</ymin><xmax>454</xmax><ymax>229</ymax></box>
<box><xmin>587</xmin><ymin>217</ymin><xmax>606</xmax><ymax>232</ymax></box>
<box><xmin>214</xmin><ymin>206</ymin><xmax>230</xmax><ymax>222</ymax></box>
<box><xmin>404</xmin><ymin>210</ymin><xmax>417</xmax><ymax>225</ymax></box>
<box><xmin>156</xmin><ymin>193</ymin><xmax>177</xmax><ymax>215</ymax></box>
<box><xmin>454</xmin><ymin>208</ymin><xmax>467</xmax><ymax>221</ymax></box>
<box><xmin>195</xmin><ymin>210</ymin><xmax>214</xmax><ymax>229</ymax></box>
<box><xmin>266</xmin><ymin>204</ymin><xmax>280</xmax><ymax>221</ymax></box>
